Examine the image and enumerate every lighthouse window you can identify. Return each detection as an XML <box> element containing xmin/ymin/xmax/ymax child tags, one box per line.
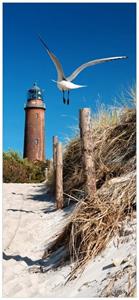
<box><xmin>36</xmin><ymin>113</ymin><xmax>38</xmax><ymax>119</ymax></box>
<box><xmin>35</xmin><ymin>139</ymin><xmax>38</xmax><ymax>145</ymax></box>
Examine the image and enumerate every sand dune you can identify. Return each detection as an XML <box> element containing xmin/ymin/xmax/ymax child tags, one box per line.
<box><xmin>3</xmin><ymin>183</ymin><xmax>136</xmax><ymax>297</ymax></box>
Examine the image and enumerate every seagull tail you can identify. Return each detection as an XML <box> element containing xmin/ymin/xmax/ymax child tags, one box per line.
<box><xmin>77</xmin><ymin>84</ymin><xmax>87</xmax><ymax>88</ymax></box>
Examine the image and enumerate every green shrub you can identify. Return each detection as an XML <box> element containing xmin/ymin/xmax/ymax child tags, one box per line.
<box><xmin>3</xmin><ymin>150</ymin><xmax>49</xmax><ymax>183</ymax></box>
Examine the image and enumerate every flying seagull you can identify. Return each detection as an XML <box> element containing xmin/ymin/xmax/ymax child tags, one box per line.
<box><xmin>39</xmin><ymin>36</ymin><xmax>127</xmax><ymax>105</ymax></box>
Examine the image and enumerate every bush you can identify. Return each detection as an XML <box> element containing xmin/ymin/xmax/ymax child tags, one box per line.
<box><xmin>3</xmin><ymin>150</ymin><xmax>49</xmax><ymax>183</ymax></box>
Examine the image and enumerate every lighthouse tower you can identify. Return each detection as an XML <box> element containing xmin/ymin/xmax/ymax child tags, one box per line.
<box><xmin>23</xmin><ymin>83</ymin><xmax>46</xmax><ymax>161</ymax></box>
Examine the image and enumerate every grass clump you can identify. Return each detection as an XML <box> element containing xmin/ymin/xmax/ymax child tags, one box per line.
<box><xmin>61</xmin><ymin>107</ymin><xmax>136</xmax><ymax>199</ymax></box>
<box><xmin>45</xmin><ymin>88</ymin><xmax>136</xmax><ymax>274</ymax></box>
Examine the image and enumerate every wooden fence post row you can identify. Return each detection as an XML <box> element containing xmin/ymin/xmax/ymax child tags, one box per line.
<box><xmin>79</xmin><ymin>108</ymin><xmax>96</xmax><ymax>197</ymax></box>
<box><xmin>55</xmin><ymin>142</ymin><xmax>64</xmax><ymax>209</ymax></box>
<box><xmin>53</xmin><ymin>107</ymin><xmax>96</xmax><ymax>209</ymax></box>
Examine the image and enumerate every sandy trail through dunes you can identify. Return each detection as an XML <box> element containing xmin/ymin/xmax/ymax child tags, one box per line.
<box><xmin>3</xmin><ymin>183</ymin><xmax>72</xmax><ymax>297</ymax></box>
<box><xmin>3</xmin><ymin>183</ymin><xmax>136</xmax><ymax>297</ymax></box>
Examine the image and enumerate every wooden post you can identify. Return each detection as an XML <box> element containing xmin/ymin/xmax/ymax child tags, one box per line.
<box><xmin>79</xmin><ymin>108</ymin><xmax>96</xmax><ymax>196</ymax></box>
<box><xmin>53</xmin><ymin>136</ymin><xmax>58</xmax><ymax>194</ymax></box>
<box><xmin>56</xmin><ymin>142</ymin><xmax>64</xmax><ymax>209</ymax></box>
<box><xmin>47</xmin><ymin>159</ymin><xmax>53</xmax><ymax>174</ymax></box>
<box><xmin>53</xmin><ymin>136</ymin><xmax>58</xmax><ymax>170</ymax></box>
<box><xmin>45</xmin><ymin>167</ymin><xmax>48</xmax><ymax>181</ymax></box>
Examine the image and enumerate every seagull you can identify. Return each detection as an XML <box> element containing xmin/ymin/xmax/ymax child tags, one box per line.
<box><xmin>39</xmin><ymin>36</ymin><xmax>127</xmax><ymax>105</ymax></box>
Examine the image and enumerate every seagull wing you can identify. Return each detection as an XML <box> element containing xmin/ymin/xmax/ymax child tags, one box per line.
<box><xmin>67</xmin><ymin>56</ymin><xmax>127</xmax><ymax>82</ymax></box>
<box><xmin>39</xmin><ymin>36</ymin><xmax>66</xmax><ymax>81</ymax></box>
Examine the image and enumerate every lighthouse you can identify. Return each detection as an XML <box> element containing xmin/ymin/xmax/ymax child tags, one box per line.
<box><xmin>23</xmin><ymin>83</ymin><xmax>46</xmax><ymax>161</ymax></box>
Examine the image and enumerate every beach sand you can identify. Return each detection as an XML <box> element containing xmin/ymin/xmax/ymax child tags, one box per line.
<box><xmin>3</xmin><ymin>183</ymin><xmax>136</xmax><ymax>297</ymax></box>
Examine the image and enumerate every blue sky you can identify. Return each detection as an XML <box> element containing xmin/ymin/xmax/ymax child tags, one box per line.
<box><xmin>3</xmin><ymin>2</ymin><xmax>136</xmax><ymax>159</ymax></box>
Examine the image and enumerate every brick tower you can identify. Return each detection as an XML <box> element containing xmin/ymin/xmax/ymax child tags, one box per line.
<box><xmin>23</xmin><ymin>83</ymin><xmax>46</xmax><ymax>161</ymax></box>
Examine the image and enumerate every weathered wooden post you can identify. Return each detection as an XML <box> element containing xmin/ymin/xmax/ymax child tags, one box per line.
<box><xmin>45</xmin><ymin>167</ymin><xmax>48</xmax><ymax>181</ymax></box>
<box><xmin>56</xmin><ymin>142</ymin><xmax>64</xmax><ymax>209</ymax></box>
<box><xmin>52</xmin><ymin>136</ymin><xmax>58</xmax><ymax>194</ymax></box>
<box><xmin>53</xmin><ymin>136</ymin><xmax>58</xmax><ymax>169</ymax></box>
<box><xmin>79</xmin><ymin>108</ymin><xmax>96</xmax><ymax>196</ymax></box>
<box><xmin>47</xmin><ymin>159</ymin><xmax>53</xmax><ymax>174</ymax></box>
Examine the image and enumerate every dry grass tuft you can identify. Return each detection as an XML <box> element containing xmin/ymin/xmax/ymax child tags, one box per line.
<box><xmin>45</xmin><ymin>90</ymin><xmax>136</xmax><ymax>275</ymax></box>
<box><xmin>60</xmin><ymin>106</ymin><xmax>136</xmax><ymax>199</ymax></box>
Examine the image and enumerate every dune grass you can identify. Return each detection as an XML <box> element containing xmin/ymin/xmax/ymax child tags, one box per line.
<box><xmin>45</xmin><ymin>88</ymin><xmax>136</xmax><ymax>276</ymax></box>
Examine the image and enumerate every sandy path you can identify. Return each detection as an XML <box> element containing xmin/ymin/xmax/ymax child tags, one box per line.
<box><xmin>3</xmin><ymin>183</ymin><xmax>72</xmax><ymax>297</ymax></box>
<box><xmin>3</xmin><ymin>183</ymin><xmax>136</xmax><ymax>297</ymax></box>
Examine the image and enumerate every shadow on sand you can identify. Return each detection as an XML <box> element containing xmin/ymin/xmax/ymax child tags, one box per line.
<box><xmin>7</xmin><ymin>209</ymin><xmax>35</xmax><ymax>214</ymax></box>
<box><xmin>28</xmin><ymin>183</ymin><xmax>75</xmax><ymax>215</ymax></box>
<box><xmin>3</xmin><ymin>252</ymin><xmax>43</xmax><ymax>267</ymax></box>
<box><xmin>28</xmin><ymin>183</ymin><xmax>54</xmax><ymax>203</ymax></box>
<box><xmin>3</xmin><ymin>246</ymin><xmax>69</xmax><ymax>273</ymax></box>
